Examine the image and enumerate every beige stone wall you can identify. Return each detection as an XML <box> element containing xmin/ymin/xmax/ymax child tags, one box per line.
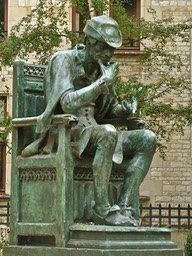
<box><xmin>114</xmin><ymin>1</ymin><xmax>192</xmax><ymax>207</ymax></box>
<box><xmin>171</xmin><ymin>229</ymin><xmax>188</xmax><ymax>252</ymax></box>
<box><xmin>1</xmin><ymin>65</ymin><xmax>13</xmax><ymax>194</ymax></box>
<box><xmin>146</xmin><ymin>4</ymin><xmax>192</xmax><ymax>206</ymax></box>
<box><xmin>2</xmin><ymin>1</ymin><xmax>192</xmax><ymax>208</ymax></box>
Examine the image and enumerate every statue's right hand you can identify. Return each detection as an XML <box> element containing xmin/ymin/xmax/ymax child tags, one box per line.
<box><xmin>99</xmin><ymin>60</ymin><xmax>118</xmax><ymax>86</ymax></box>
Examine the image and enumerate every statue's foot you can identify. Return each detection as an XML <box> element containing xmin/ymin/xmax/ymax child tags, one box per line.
<box><xmin>21</xmin><ymin>142</ymin><xmax>40</xmax><ymax>157</ymax></box>
<box><xmin>92</xmin><ymin>205</ymin><xmax>138</xmax><ymax>226</ymax></box>
<box><xmin>120</xmin><ymin>205</ymin><xmax>135</xmax><ymax>216</ymax></box>
<box><xmin>120</xmin><ymin>206</ymin><xmax>139</xmax><ymax>227</ymax></box>
<box><xmin>104</xmin><ymin>211</ymin><xmax>138</xmax><ymax>226</ymax></box>
<box><xmin>21</xmin><ymin>134</ymin><xmax>46</xmax><ymax>157</ymax></box>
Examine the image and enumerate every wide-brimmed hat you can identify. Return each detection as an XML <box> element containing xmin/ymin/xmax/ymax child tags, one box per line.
<box><xmin>83</xmin><ymin>15</ymin><xmax>122</xmax><ymax>48</ymax></box>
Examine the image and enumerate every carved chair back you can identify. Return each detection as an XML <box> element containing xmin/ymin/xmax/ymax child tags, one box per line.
<box><xmin>12</xmin><ymin>60</ymin><xmax>46</xmax><ymax>152</ymax></box>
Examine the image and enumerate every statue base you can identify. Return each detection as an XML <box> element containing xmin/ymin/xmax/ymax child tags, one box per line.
<box><xmin>4</xmin><ymin>224</ymin><xmax>183</xmax><ymax>256</ymax></box>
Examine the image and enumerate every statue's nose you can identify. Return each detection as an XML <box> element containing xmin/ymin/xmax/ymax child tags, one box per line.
<box><xmin>104</xmin><ymin>49</ymin><xmax>114</xmax><ymax>58</ymax></box>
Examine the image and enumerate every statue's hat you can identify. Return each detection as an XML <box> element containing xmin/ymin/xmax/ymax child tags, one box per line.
<box><xmin>83</xmin><ymin>15</ymin><xmax>122</xmax><ymax>48</ymax></box>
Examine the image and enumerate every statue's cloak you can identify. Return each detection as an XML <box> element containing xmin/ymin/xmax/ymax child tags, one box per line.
<box><xmin>36</xmin><ymin>44</ymin><xmax>123</xmax><ymax>164</ymax></box>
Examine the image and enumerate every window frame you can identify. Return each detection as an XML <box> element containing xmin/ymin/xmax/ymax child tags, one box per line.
<box><xmin>0</xmin><ymin>95</ymin><xmax>7</xmax><ymax>193</ymax></box>
<box><xmin>0</xmin><ymin>95</ymin><xmax>7</xmax><ymax>119</ymax></box>
<box><xmin>0</xmin><ymin>142</ymin><xmax>6</xmax><ymax>193</ymax></box>
<box><xmin>72</xmin><ymin>5</ymin><xmax>88</xmax><ymax>38</ymax></box>
<box><xmin>72</xmin><ymin>6</ymin><xmax>78</xmax><ymax>34</ymax></box>
<box><xmin>0</xmin><ymin>0</ymin><xmax>8</xmax><ymax>36</ymax></box>
<box><xmin>72</xmin><ymin>0</ymin><xmax>140</xmax><ymax>52</ymax></box>
<box><xmin>4</xmin><ymin>0</ymin><xmax>8</xmax><ymax>35</ymax></box>
<box><xmin>110</xmin><ymin>0</ymin><xmax>140</xmax><ymax>52</ymax></box>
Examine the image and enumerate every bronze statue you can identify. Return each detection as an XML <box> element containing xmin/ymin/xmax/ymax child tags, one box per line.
<box><xmin>21</xmin><ymin>15</ymin><xmax>157</xmax><ymax>226</ymax></box>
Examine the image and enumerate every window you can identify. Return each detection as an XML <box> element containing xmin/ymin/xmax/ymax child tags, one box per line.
<box><xmin>0</xmin><ymin>96</ymin><xmax>6</xmax><ymax>120</ymax></box>
<box><xmin>0</xmin><ymin>96</ymin><xmax>7</xmax><ymax>193</ymax></box>
<box><xmin>72</xmin><ymin>2</ymin><xmax>90</xmax><ymax>40</ymax></box>
<box><xmin>0</xmin><ymin>0</ymin><xmax>8</xmax><ymax>37</ymax></box>
<box><xmin>72</xmin><ymin>0</ymin><xmax>140</xmax><ymax>51</ymax></box>
<box><xmin>0</xmin><ymin>142</ymin><xmax>6</xmax><ymax>192</ymax></box>
<box><xmin>110</xmin><ymin>0</ymin><xmax>140</xmax><ymax>50</ymax></box>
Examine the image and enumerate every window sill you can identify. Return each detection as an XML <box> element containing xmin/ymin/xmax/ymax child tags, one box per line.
<box><xmin>114</xmin><ymin>50</ymin><xmax>145</xmax><ymax>57</ymax></box>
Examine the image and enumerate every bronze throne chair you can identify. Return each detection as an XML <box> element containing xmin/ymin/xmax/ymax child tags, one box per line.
<box><xmin>9</xmin><ymin>59</ymin><xmax>144</xmax><ymax>248</ymax></box>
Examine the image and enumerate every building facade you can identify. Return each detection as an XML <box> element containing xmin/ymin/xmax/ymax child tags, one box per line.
<box><xmin>0</xmin><ymin>0</ymin><xmax>192</xmax><ymax>208</ymax></box>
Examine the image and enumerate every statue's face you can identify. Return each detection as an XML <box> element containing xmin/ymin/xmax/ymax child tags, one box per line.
<box><xmin>88</xmin><ymin>41</ymin><xmax>115</xmax><ymax>66</ymax></box>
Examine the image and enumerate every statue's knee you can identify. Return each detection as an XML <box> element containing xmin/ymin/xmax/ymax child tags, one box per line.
<box><xmin>100</xmin><ymin>124</ymin><xmax>117</xmax><ymax>146</ymax></box>
<box><xmin>103</xmin><ymin>124</ymin><xmax>117</xmax><ymax>137</ymax></box>
<box><xmin>143</xmin><ymin>130</ymin><xmax>157</xmax><ymax>151</ymax></box>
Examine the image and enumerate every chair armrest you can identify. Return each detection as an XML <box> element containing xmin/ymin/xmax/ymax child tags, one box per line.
<box><xmin>12</xmin><ymin>116</ymin><xmax>38</xmax><ymax>127</ymax></box>
<box><xmin>12</xmin><ymin>114</ymin><xmax>78</xmax><ymax>128</ymax></box>
<box><xmin>52</xmin><ymin>114</ymin><xmax>78</xmax><ymax>128</ymax></box>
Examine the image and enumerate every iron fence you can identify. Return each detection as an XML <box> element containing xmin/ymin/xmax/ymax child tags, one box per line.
<box><xmin>0</xmin><ymin>202</ymin><xmax>192</xmax><ymax>229</ymax></box>
<box><xmin>0</xmin><ymin>202</ymin><xmax>10</xmax><ymax>226</ymax></box>
<box><xmin>140</xmin><ymin>203</ymin><xmax>192</xmax><ymax>229</ymax></box>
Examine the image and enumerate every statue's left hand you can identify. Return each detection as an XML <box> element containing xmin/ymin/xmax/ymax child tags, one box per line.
<box><xmin>121</xmin><ymin>87</ymin><xmax>142</xmax><ymax>116</ymax></box>
<box><xmin>121</xmin><ymin>100</ymin><xmax>133</xmax><ymax>116</ymax></box>
<box><xmin>131</xmin><ymin>87</ymin><xmax>142</xmax><ymax>114</ymax></box>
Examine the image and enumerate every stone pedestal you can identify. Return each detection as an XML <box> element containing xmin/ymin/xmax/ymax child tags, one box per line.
<box><xmin>4</xmin><ymin>224</ymin><xmax>183</xmax><ymax>256</ymax></box>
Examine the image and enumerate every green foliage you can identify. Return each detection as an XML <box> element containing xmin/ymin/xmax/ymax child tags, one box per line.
<box><xmin>185</xmin><ymin>229</ymin><xmax>192</xmax><ymax>256</ymax></box>
<box><xmin>0</xmin><ymin>228</ymin><xmax>9</xmax><ymax>254</ymax></box>
<box><xmin>115</xmin><ymin>72</ymin><xmax>192</xmax><ymax>157</ymax></box>
<box><xmin>0</xmin><ymin>77</ymin><xmax>12</xmax><ymax>148</ymax></box>
<box><xmin>0</xmin><ymin>0</ymin><xmax>110</xmax><ymax>64</ymax></box>
<box><xmin>0</xmin><ymin>116</ymin><xmax>12</xmax><ymax>152</ymax></box>
<box><xmin>113</xmin><ymin>6</ymin><xmax>192</xmax><ymax>156</ymax></box>
<box><xmin>0</xmin><ymin>0</ymin><xmax>69</xmax><ymax>65</ymax></box>
<box><xmin>112</xmin><ymin>1</ymin><xmax>140</xmax><ymax>46</ymax></box>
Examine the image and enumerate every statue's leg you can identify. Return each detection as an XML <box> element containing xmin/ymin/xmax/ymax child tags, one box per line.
<box><xmin>118</xmin><ymin>129</ymin><xmax>157</xmax><ymax>220</ymax></box>
<box><xmin>85</xmin><ymin>125</ymin><xmax>141</xmax><ymax>226</ymax></box>
<box><xmin>43</xmin><ymin>125</ymin><xmax>57</xmax><ymax>153</ymax></box>
<box><xmin>88</xmin><ymin>124</ymin><xmax>117</xmax><ymax>217</ymax></box>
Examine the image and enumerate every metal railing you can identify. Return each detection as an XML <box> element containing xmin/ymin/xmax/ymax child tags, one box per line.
<box><xmin>0</xmin><ymin>202</ymin><xmax>192</xmax><ymax>229</ymax></box>
<box><xmin>0</xmin><ymin>202</ymin><xmax>10</xmax><ymax>226</ymax></box>
<box><xmin>140</xmin><ymin>203</ymin><xmax>192</xmax><ymax>229</ymax></box>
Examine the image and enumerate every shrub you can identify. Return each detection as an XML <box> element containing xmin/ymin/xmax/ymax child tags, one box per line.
<box><xmin>0</xmin><ymin>228</ymin><xmax>9</xmax><ymax>256</ymax></box>
<box><xmin>185</xmin><ymin>229</ymin><xmax>192</xmax><ymax>256</ymax></box>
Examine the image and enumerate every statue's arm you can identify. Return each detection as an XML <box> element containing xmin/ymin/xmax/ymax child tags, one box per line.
<box><xmin>107</xmin><ymin>86</ymin><xmax>141</xmax><ymax>119</ymax></box>
<box><xmin>36</xmin><ymin>54</ymin><xmax>108</xmax><ymax>133</ymax></box>
<box><xmin>60</xmin><ymin>62</ymin><xmax>115</xmax><ymax>113</ymax></box>
<box><xmin>60</xmin><ymin>75</ymin><xmax>108</xmax><ymax>114</ymax></box>
<box><xmin>105</xmin><ymin>87</ymin><xmax>133</xmax><ymax>119</ymax></box>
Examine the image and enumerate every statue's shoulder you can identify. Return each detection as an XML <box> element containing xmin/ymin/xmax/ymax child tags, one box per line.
<box><xmin>50</xmin><ymin>49</ymin><xmax>74</xmax><ymax>62</ymax></box>
<box><xmin>51</xmin><ymin>44</ymin><xmax>85</xmax><ymax>61</ymax></box>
